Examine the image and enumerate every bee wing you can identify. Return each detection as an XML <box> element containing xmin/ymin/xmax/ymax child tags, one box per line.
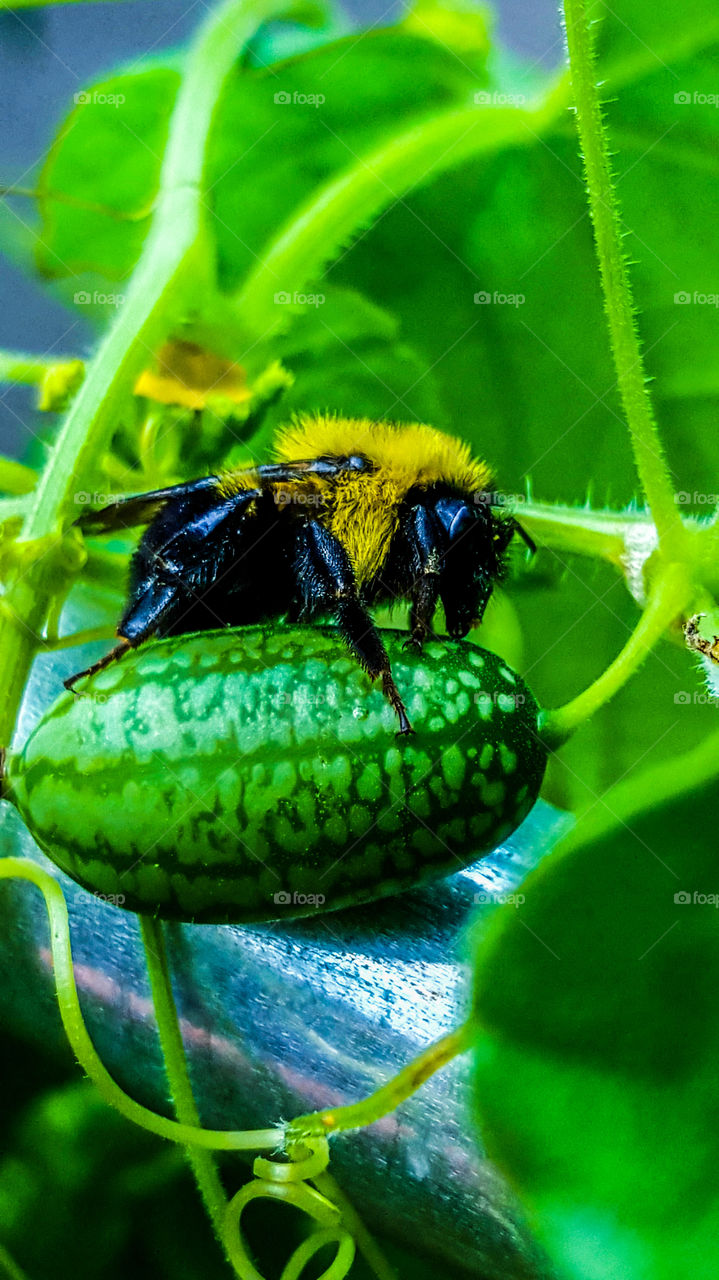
<box><xmin>75</xmin><ymin>476</ymin><xmax>220</xmax><ymax>533</ymax></box>
<box><xmin>256</xmin><ymin>455</ymin><xmax>371</xmax><ymax>483</ymax></box>
<box><xmin>77</xmin><ymin>455</ymin><xmax>370</xmax><ymax>534</ymax></box>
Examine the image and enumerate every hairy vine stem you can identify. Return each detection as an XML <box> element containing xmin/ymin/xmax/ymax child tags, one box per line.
<box><xmin>534</xmin><ymin>0</ymin><xmax>708</xmax><ymax>742</ymax></box>
<box><xmin>562</xmin><ymin>0</ymin><xmax>685</xmax><ymax>553</ymax></box>
<box><xmin>140</xmin><ymin>915</ymin><xmax>239</xmax><ymax>1276</ymax></box>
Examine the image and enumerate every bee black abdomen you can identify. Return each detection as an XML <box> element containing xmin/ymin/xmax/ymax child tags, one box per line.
<box><xmin>121</xmin><ymin>485</ymin><xmax>293</xmax><ymax>641</ymax></box>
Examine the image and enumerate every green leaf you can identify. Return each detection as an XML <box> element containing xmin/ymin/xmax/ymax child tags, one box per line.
<box><xmin>35</xmin><ymin>24</ymin><xmax>489</xmax><ymax>287</ymax></box>
<box><xmin>212</xmin><ymin>28</ymin><xmax>491</xmax><ymax>287</ymax></box>
<box><xmin>471</xmin><ymin>731</ymin><xmax>719</xmax><ymax>1280</ymax></box>
<box><xmin>244</xmin><ymin>284</ymin><xmax>446</xmax><ymax>452</ymax></box>
<box><xmin>36</xmin><ymin>67</ymin><xmax>180</xmax><ymax>281</ymax></box>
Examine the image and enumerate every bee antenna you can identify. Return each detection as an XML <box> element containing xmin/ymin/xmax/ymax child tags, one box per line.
<box><xmin>473</xmin><ymin>491</ymin><xmax>536</xmax><ymax>554</ymax></box>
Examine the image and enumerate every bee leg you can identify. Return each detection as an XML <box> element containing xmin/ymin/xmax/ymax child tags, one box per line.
<box><xmin>405</xmin><ymin>555</ymin><xmax>442</xmax><ymax>653</ymax></box>
<box><xmin>380</xmin><ymin>666</ymin><xmax>413</xmax><ymax>735</ymax></box>
<box><xmin>446</xmin><ymin>573</ymin><xmax>493</xmax><ymax>639</ymax></box>
<box><xmin>64</xmin><ymin>637</ymin><xmax>133</xmax><ymax>691</ymax></box>
<box><xmin>337</xmin><ymin>593</ymin><xmax>412</xmax><ymax>735</ymax></box>
<box><xmin>401</xmin><ymin>506</ymin><xmax>443</xmax><ymax>652</ymax></box>
<box><xmin>294</xmin><ymin>521</ymin><xmax>413</xmax><ymax>734</ymax></box>
<box><xmin>63</xmin><ymin>580</ymin><xmax>180</xmax><ymax>691</ymax></box>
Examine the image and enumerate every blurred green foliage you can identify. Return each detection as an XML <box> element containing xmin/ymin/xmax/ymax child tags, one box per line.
<box><xmin>0</xmin><ymin>1032</ymin><xmax>224</xmax><ymax>1280</ymax></box>
<box><xmin>472</xmin><ymin>735</ymin><xmax>719</xmax><ymax>1280</ymax></box>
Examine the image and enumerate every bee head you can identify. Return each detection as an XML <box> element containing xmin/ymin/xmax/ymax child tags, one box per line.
<box><xmin>431</xmin><ymin>491</ymin><xmax>534</xmax><ymax>637</ymax></box>
<box><xmin>433</xmin><ymin>492</ymin><xmax>524</xmax><ymax>555</ymax></box>
<box><xmin>471</xmin><ymin>493</ymin><xmax>536</xmax><ymax>556</ymax></box>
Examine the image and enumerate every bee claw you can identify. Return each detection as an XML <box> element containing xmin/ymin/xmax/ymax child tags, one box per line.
<box><xmin>402</xmin><ymin>635</ymin><xmax>423</xmax><ymax>654</ymax></box>
<box><xmin>396</xmin><ymin>705</ymin><xmax>413</xmax><ymax>735</ymax></box>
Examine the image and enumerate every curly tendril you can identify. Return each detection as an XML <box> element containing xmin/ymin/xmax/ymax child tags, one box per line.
<box><xmin>224</xmin><ymin>1141</ymin><xmax>355</xmax><ymax>1280</ymax></box>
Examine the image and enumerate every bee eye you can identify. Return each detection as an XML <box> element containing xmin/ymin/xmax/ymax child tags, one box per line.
<box><xmin>448</xmin><ymin>507</ymin><xmax>474</xmax><ymax>540</ymax></box>
<box><xmin>433</xmin><ymin>496</ymin><xmax>475</xmax><ymax>542</ymax></box>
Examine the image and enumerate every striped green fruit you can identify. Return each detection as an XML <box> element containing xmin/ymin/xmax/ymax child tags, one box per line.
<box><xmin>4</xmin><ymin>626</ymin><xmax>547</xmax><ymax>923</ymax></box>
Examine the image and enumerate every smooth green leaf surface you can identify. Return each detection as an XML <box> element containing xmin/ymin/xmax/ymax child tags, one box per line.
<box><xmin>36</xmin><ymin>26</ymin><xmax>489</xmax><ymax>286</ymax></box>
<box><xmin>471</xmin><ymin>733</ymin><xmax>719</xmax><ymax>1280</ymax></box>
<box><xmin>251</xmin><ymin>284</ymin><xmax>446</xmax><ymax>443</ymax></box>
<box><xmin>37</xmin><ymin>69</ymin><xmax>180</xmax><ymax>281</ymax></box>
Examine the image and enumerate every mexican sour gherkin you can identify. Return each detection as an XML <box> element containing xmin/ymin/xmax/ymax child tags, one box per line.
<box><xmin>4</xmin><ymin>626</ymin><xmax>547</xmax><ymax>923</ymax></box>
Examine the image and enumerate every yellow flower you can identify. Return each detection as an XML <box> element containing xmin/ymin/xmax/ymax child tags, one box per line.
<box><xmin>134</xmin><ymin>340</ymin><xmax>252</xmax><ymax>410</ymax></box>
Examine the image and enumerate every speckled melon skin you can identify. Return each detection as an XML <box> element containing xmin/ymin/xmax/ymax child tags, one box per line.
<box><xmin>5</xmin><ymin>626</ymin><xmax>547</xmax><ymax>923</ymax></box>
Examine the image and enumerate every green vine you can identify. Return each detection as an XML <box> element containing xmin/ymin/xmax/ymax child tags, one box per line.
<box><xmin>561</xmin><ymin>0</ymin><xmax>685</xmax><ymax>554</ymax></box>
<box><xmin>140</xmin><ymin>915</ymin><xmax>237</xmax><ymax>1272</ymax></box>
<box><xmin>530</xmin><ymin>0</ymin><xmax>710</xmax><ymax>743</ymax></box>
<box><xmin>0</xmin><ymin>857</ymin><xmax>396</xmax><ymax>1279</ymax></box>
<box><xmin>0</xmin><ymin>858</ymin><xmax>282</xmax><ymax>1152</ymax></box>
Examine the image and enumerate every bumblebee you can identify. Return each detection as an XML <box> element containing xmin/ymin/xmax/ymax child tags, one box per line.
<box><xmin>68</xmin><ymin>416</ymin><xmax>532</xmax><ymax>733</ymax></box>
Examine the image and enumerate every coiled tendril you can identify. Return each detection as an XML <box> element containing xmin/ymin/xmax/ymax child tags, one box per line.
<box><xmin>225</xmin><ymin>1140</ymin><xmax>355</xmax><ymax>1280</ymax></box>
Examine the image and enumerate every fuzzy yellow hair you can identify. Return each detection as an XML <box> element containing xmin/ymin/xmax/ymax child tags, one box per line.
<box><xmin>274</xmin><ymin>415</ymin><xmax>491</xmax><ymax>492</ymax></box>
<box><xmin>274</xmin><ymin>415</ymin><xmax>493</xmax><ymax>585</ymax></box>
<box><xmin>215</xmin><ymin>466</ymin><xmax>260</xmax><ymax>498</ymax></box>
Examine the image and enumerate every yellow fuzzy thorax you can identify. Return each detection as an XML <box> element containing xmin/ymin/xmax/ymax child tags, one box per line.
<box><xmin>274</xmin><ymin>416</ymin><xmax>491</xmax><ymax>491</ymax></box>
<box><xmin>218</xmin><ymin>417</ymin><xmax>493</xmax><ymax>586</ymax></box>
